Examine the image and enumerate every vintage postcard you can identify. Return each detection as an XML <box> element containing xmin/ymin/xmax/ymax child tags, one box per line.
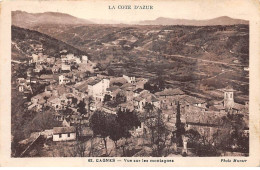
<box><xmin>0</xmin><ymin>0</ymin><xmax>260</xmax><ymax>167</ymax></box>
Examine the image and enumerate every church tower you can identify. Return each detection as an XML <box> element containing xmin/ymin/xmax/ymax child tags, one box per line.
<box><xmin>223</xmin><ymin>86</ymin><xmax>235</xmax><ymax>109</ymax></box>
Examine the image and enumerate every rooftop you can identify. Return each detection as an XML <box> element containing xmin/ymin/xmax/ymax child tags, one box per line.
<box><xmin>155</xmin><ymin>88</ymin><xmax>185</xmax><ymax>96</ymax></box>
<box><xmin>53</xmin><ymin>126</ymin><xmax>76</xmax><ymax>134</ymax></box>
<box><xmin>183</xmin><ymin>95</ymin><xmax>206</xmax><ymax>104</ymax></box>
<box><xmin>133</xmin><ymin>88</ymin><xmax>144</xmax><ymax>93</ymax></box>
<box><xmin>75</xmin><ymin>81</ymin><xmax>89</xmax><ymax>92</ymax></box>
<box><xmin>88</xmin><ymin>79</ymin><xmax>102</xmax><ymax>86</ymax></box>
<box><xmin>107</xmin><ymin>86</ymin><xmax>119</xmax><ymax>92</ymax></box>
<box><xmin>40</xmin><ymin>74</ymin><xmax>53</xmax><ymax>80</ymax></box>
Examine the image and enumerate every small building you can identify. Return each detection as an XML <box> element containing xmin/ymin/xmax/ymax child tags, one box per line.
<box><xmin>133</xmin><ymin>88</ymin><xmax>146</xmax><ymax>97</ymax></box>
<box><xmin>32</xmin><ymin>54</ymin><xmax>39</xmax><ymax>63</ymax></box>
<box><xmin>18</xmin><ymin>85</ymin><xmax>24</xmax><ymax>92</ymax></box>
<box><xmin>52</xmin><ymin>65</ymin><xmax>60</xmax><ymax>73</ymax></box>
<box><xmin>82</xmin><ymin>55</ymin><xmax>88</xmax><ymax>63</ymax></box>
<box><xmin>59</xmin><ymin>75</ymin><xmax>70</xmax><ymax>85</ymax></box>
<box><xmin>40</xmin><ymin>74</ymin><xmax>54</xmax><ymax>83</ymax></box>
<box><xmin>88</xmin><ymin>78</ymin><xmax>110</xmax><ymax>102</ymax></box>
<box><xmin>61</xmin><ymin>64</ymin><xmax>71</xmax><ymax>72</ymax></box>
<box><xmin>16</xmin><ymin>77</ymin><xmax>25</xmax><ymax>85</ymax></box>
<box><xmin>135</xmin><ymin>78</ymin><xmax>148</xmax><ymax>89</ymax></box>
<box><xmin>31</xmin><ymin>77</ymin><xmax>37</xmax><ymax>84</ymax></box>
<box><xmin>223</xmin><ymin>86</ymin><xmax>235</xmax><ymax>109</ymax></box>
<box><xmin>123</xmin><ymin>75</ymin><xmax>136</xmax><ymax>84</ymax></box>
<box><xmin>53</xmin><ymin>126</ymin><xmax>76</xmax><ymax>141</ymax></box>
<box><xmin>134</xmin><ymin>96</ymin><xmax>146</xmax><ymax>112</ymax></box>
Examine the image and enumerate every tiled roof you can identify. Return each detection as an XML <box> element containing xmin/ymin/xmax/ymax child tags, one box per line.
<box><xmin>118</xmin><ymin>102</ymin><xmax>134</xmax><ymax>108</ymax></box>
<box><xmin>232</xmin><ymin>103</ymin><xmax>245</xmax><ymax>110</ymax></box>
<box><xmin>107</xmin><ymin>86</ymin><xmax>119</xmax><ymax>92</ymax></box>
<box><xmin>213</xmin><ymin>104</ymin><xmax>225</xmax><ymax>110</ymax></box>
<box><xmin>185</xmin><ymin>110</ymin><xmax>223</xmax><ymax>126</ymax></box>
<box><xmin>155</xmin><ymin>88</ymin><xmax>185</xmax><ymax>96</ymax></box>
<box><xmin>40</xmin><ymin>74</ymin><xmax>53</xmax><ymax>80</ymax></box>
<box><xmin>53</xmin><ymin>126</ymin><xmax>76</xmax><ymax>134</ymax></box>
<box><xmin>120</xmin><ymin>83</ymin><xmax>135</xmax><ymax>90</ymax></box>
<box><xmin>57</xmin><ymin>86</ymin><xmax>70</xmax><ymax>95</ymax></box>
<box><xmin>183</xmin><ymin>96</ymin><xmax>206</xmax><ymax>104</ymax></box>
<box><xmin>49</xmin><ymin>97</ymin><xmax>60</xmax><ymax>104</ymax></box>
<box><xmin>134</xmin><ymin>96</ymin><xmax>144</xmax><ymax>102</ymax></box>
<box><xmin>75</xmin><ymin>81</ymin><xmax>89</xmax><ymax>92</ymax></box>
<box><xmin>88</xmin><ymin>79</ymin><xmax>102</xmax><ymax>86</ymax></box>
<box><xmin>133</xmin><ymin>88</ymin><xmax>144</xmax><ymax>93</ymax></box>
<box><xmin>79</xmin><ymin>127</ymin><xmax>93</xmax><ymax>136</ymax></box>
<box><xmin>150</xmin><ymin>95</ymin><xmax>159</xmax><ymax>102</ymax></box>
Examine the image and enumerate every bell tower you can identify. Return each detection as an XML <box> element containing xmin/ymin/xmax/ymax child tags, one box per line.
<box><xmin>224</xmin><ymin>86</ymin><xmax>235</xmax><ymax>109</ymax></box>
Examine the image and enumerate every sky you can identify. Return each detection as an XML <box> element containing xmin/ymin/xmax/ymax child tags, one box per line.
<box><xmin>7</xmin><ymin>0</ymin><xmax>258</xmax><ymax>23</ymax></box>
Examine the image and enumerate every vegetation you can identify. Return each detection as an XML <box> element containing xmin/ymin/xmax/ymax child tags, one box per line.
<box><xmin>143</xmin><ymin>103</ymin><xmax>170</xmax><ymax>156</ymax></box>
<box><xmin>89</xmin><ymin>109</ymin><xmax>140</xmax><ymax>156</ymax></box>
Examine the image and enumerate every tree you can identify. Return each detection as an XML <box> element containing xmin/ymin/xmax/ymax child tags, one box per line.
<box><xmin>103</xmin><ymin>94</ymin><xmax>112</xmax><ymax>103</ymax></box>
<box><xmin>109</xmin><ymin>120</ymin><xmax>122</xmax><ymax>155</ymax></box>
<box><xmin>107</xmin><ymin>68</ymin><xmax>115</xmax><ymax>76</ymax></box>
<box><xmin>74</xmin><ymin>141</ymin><xmax>86</xmax><ymax>157</ymax></box>
<box><xmin>28</xmin><ymin>108</ymin><xmax>60</xmax><ymax>133</ymax></box>
<box><xmin>174</xmin><ymin>101</ymin><xmax>185</xmax><ymax>146</ymax></box>
<box><xmin>144</xmin><ymin>107</ymin><xmax>169</xmax><ymax>156</ymax></box>
<box><xmin>77</xmin><ymin>100</ymin><xmax>86</xmax><ymax>115</ymax></box>
<box><xmin>143</xmin><ymin>103</ymin><xmax>156</xmax><ymax>144</ymax></box>
<box><xmin>115</xmin><ymin>109</ymin><xmax>140</xmax><ymax>156</ymax></box>
<box><xmin>71</xmin><ymin>97</ymin><xmax>78</xmax><ymax>105</ymax></box>
<box><xmin>31</xmin><ymin>82</ymin><xmax>46</xmax><ymax>95</ymax></box>
<box><xmin>89</xmin><ymin>110</ymin><xmax>114</xmax><ymax>156</ymax></box>
<box><xmin>212</xmin><ymin>114</ymin><xmax>248</xmax><ymax>153</ymax></box>
<box><xmin>115</xmin><ymin>92</ymin><xmax>126</xmax><ymax>105</ymax></box>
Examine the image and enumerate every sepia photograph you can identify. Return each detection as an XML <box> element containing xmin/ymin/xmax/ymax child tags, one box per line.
<box><xmin>1</xmin><ymin>0</ymin><xmax>260</xmax><ymax>167</ymax></box>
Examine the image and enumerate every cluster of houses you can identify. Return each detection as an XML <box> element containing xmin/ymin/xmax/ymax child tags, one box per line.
<box><xmin>14</xmin><ymin>49</ymin><xmax>249</xmax><ymax>145</ymax></box>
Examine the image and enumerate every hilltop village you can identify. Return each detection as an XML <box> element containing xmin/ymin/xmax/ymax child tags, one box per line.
<box><xmin>12</xmin><ymin>45</ymin><xmax>249</xmax><ymax>157</ymax></box>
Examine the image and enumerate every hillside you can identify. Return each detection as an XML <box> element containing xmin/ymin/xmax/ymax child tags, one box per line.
<box><xmin>29</xmin><ymin>24</ymin><xmax>249</xmax><ymax>65</ymax></box>
<box><xmin>11</xmin><ymin>26</ymin><xmax>89</xmax><ymax>61</ymax></box>
<box><xmin>11</xmin><ymin>12</ymin><xmax>249</xmax><ymax>100</ymax></box>
<box><xmin>12</xmin><ymin>11</ymin><xmax>94</xmax><ymax>28</ymax></box>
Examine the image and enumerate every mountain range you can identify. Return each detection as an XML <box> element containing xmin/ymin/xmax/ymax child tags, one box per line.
<box><xmin>12</xmin><ymin>11</ymin><xmax>249</xmax><ymax>27</ymax></box>
<box><xmin>137</xmin><ymin>16</ymin><xmax>249</xmax><ymax>26</ymax></box>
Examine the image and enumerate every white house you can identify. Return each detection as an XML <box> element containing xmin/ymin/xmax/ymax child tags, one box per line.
<box><xmin>82</xmin><ymin>55</ymin><xmax>88</xmax><ymax>63</ymax></box>
<box><xmin>61</xmin><ymin>63</ymin><xmax>71</xmax><ymax>72</ymax></box>
<box><xmin>123</xmin><ymin>75</ymin><xmax>136</xmax><ymax>84</ymax></box>
<box><xmin>75</xmin><ymin>58</ymin><xmax>81</xmax><ymax>64</ymax></box>
<box><xmin>59</xmin><ymin>75</ymin><xmax>70</xmax><ymax>85</ymax></box>
<box><xmin>134</xmin><ymin>97</ymin><xmax>146</xmax><ymax>112</ymax></box>
<box><xmin>88</xmin><ymin>78</ymin><xmax>110</xmax><ymax>102</ymax></box>
<box><xmin>53</xmin><ymin>126</ymin><xmax>76</xmax><ymax>141</ymax></box>
<box><xmin>18</xmin><ymin>85</ymin><xmax>24</xmax><ymax>92</ymax></box>
<box><xmin>52</xmin><ymin>65</ymin><xmax>60</xmax><ymax>73</ymax></box>
<box><xmin>66</xmin><ymin>54</ymin><xmax>75</xmax><ymax>61</ymax></box>
<box><xmin>32</xmin><ymin>54</ymin><xmax>39</xmax><ymax>63</ymax></box>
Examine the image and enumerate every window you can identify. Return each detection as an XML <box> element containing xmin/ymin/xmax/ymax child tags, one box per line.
<box><xmin>68</xmin><ymin>133</ymin><xmax>70</xmax><ymax>137</ymax></box>
<box><xmin>59</xmin><ymin>134</ymin><xmax>62</xmax><ymax>138</ymax></box>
